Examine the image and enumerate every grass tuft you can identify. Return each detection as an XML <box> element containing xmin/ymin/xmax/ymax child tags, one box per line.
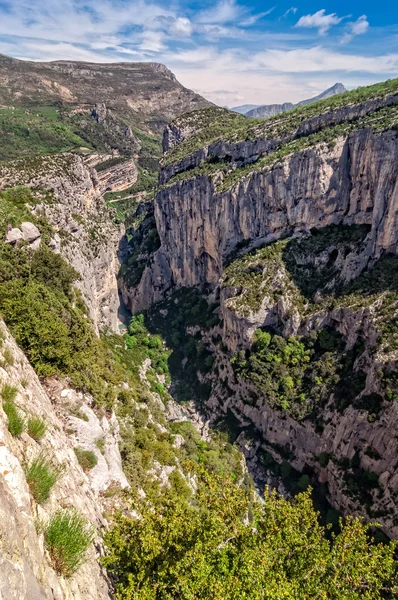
<box><xmin>74</xmin><ymin>447</ymin><xmax>98</xmax><ymax>472</ymax></box>
<box><xmin>27</xmin><ymin>415</ymin><xmax>47</xmax><ymax>441</ymax></box>
<box><xmin>24</xmin><ymin>453</ymin><xmax>62</xmax><ymax>503</ymax></box>
<box><xmin>43</xmin><ymin>509</ymin><xmax>95</xmax><ymax>576</ymax></box>
<box><xmin>1</xmin><ymin>384</ymin><xmax>25</xmax><ymax>436</ymax></box>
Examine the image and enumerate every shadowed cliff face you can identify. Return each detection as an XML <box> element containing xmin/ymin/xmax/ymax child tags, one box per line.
<box><xmin>118</xmin><ymin>84</ymin><xmax>398</xmax><ymax>536</ymax></box>
<box><xmin>125</xmin><ymin>127</ymin><xmax>398</xmax><ymax>313</ymax></box>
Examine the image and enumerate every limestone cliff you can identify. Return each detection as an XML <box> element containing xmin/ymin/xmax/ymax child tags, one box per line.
<box><xmin>120</xmin><ymin>79</ymin><xmax>398</xmax><ymax>535</ymax></box>
<box><xmin>0</xmin><ymin>319</ymin><xmax>129</xmax><ymax>599</ymax></box>
<box><xmin>0</xmin><ymin>154</ymin><xmax>121</xmax><ymax>332</ymax></box>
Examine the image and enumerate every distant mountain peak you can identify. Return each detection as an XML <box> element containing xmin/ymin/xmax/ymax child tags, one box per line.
<box><xmin>244</xmin><ymin>83</ymin><xmax>348</xmax><ymax>118</ymax></box>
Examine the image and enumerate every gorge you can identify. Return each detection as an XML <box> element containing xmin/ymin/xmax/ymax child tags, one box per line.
<box><xmin>1</xmin><ymin>54</ymin><xmax>398</xmax><ymax>598</ymax></box>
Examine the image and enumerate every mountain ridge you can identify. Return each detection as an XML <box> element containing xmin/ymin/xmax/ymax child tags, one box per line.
<box><xmin>233</xmin><ymin>82</ymin><xmax>347</xmax><ymax>118</ymax></box>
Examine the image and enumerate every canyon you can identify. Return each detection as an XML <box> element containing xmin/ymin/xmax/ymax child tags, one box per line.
<box><xmin>1</xmin><ymin>56</ymin><xmax>398</xmax><ymax>597</ymax></box>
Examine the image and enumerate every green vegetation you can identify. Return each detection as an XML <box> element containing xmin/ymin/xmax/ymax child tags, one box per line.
<box><xmin>164</xmin><ymin>77</ymin><xmax>398</xmax><ymax>167</ymax></box>
<box><xmin>119</xmin><ymin>216</ymin><xmax>161</xmax><ymax>288</ymax></box>
<box><xmin>104</xmin><ymin>470</ymin><xmax>398</xmax><ymax>600</ymax></box>
<box><xmin>27</xmin><ymin>415</ymin><xmax>47</xmax><ymax>441</ymax></box>
<box><xmin>0</xmin><ymin>106</ymin><xmax>87</xmax><ymax>161</ymax></box>
<box><xmin>24</xmin><ymin>453</ymin><xmax>62</xmax><ymax>503</ymax></box>
<box><xmin>74</xmin><ymin>448</ymin><xmax>98</xmax><ymax>472</ymax></box>
<box><xmin>232</xmin><ymin>328</ymin><xmax>366</xmax><ymax>419</ymax></box>
<box><xmin>145</xmin><ymin>287</ymin><xmax>219</xmax><ymax>404</ymax></box>
<box><xmin>1</xmin><ymin>383</ymin><xmax>25</xmax><ymax>436</ymax></box>
<box><xmin>0</xmin><ymin>192</ymin><xmax>127</xmax><ymax>406</ymax></box>
<box><xmin>43</xmin><ymin>509</ymin><xmax>94</xmax><ymax>577</ymax></box>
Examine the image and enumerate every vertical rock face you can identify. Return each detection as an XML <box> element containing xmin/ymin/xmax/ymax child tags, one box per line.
<box><xmin>0</xmin><ymin>154</ymin><xmax>121</xmax><ymax>332</ymax></box>
<box><xmin>128</xmin><ymin>127</ymin><xmax>398</xmax><ymax>312</ymax></box>
<box><xmin>118</xmin><ymin>91</ymin><xmax>398</xmax><ymax>535</ymax></box>
<box><xmin>0</xmin><ymin>320</ymin><xmax>129</xmax><ymax>599</ymax></box>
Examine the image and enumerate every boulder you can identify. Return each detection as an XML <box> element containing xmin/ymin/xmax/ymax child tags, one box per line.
<box><xmin>21</xmin><ymin>222</ymin><xmax>41</xmax><ymax>243</ymax></box>
<box><xmin>29</xmin><ymin>238</ymin><xmax>41</xmax><ymax>251</ymax></box>
<box><xmin>5</xmin><ymin>227</ymin><xmax>23</xmax><ymax>245</ymax></box>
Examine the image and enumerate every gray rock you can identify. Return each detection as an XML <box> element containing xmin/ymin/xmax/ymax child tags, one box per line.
<box><xmin>29</xmin><ymin>237</ymin><xmax>41</xmax><ymax>251</ymax></box>
<box><xmin>5</xmin><ymin>227</ymin><xmax>23</xmax><ymax>244</ymax></box>
<box><xmin>21</xmin><ymin>221</ymin><xmax>41</xmax><ymax>242</ymax></box>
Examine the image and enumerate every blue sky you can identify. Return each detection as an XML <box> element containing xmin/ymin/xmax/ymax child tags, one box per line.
<box><xmin>0</xmin><ymin>0</ymin><xmax>397</xmax><ymax>106</ymax></box>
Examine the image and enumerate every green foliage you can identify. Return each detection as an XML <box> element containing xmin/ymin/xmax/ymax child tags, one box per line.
<box><xmin>74</xmin><ymin>448</ymin><xmax>98</xmax><ymax>472</ymax></box>
<box><xmin>232</xmin><ymin>328</ymin><xmax>364</xmax><ymax>419</ymax></box>
<box><xmin>24</xmin><ymin>453</ymin><xmax>62</xmax><ymax>503</ymax></box>
<box><xmin>0</xmin><ymin>106</ymin><xmax>87</xmax><ymax>161</ymax></box>
<box><xmin>1</xmin><ymin>383</ymin><xmax>17</xmax><ymax>403</ymax></box>
<box><xmin>104</xmin><ymin>471</ymin><xmax>398</xmax><ymax>599</ymax></box>
<box><xmin>144</xmin><ymin>287</ymin><xmax>219</xmax><ymax>404</ymax></box>
<box><xmin>27</xmin><ymin>415</ymin><xmax>47</xmax><ymax>441</ymax></box>
<box><xmin>1</xmin><ymin>384</ymin><xmax>25</xmax><ymax>436</ymax></box>
<box><xmin>43</xmin><ymin>509</ymin><xmax>94</xmax><ymax>577</ymax></box>
<box><xmin>0</xmin><ymin>235</ymin><xmax>124</xmax><ymax>406</ymax></box>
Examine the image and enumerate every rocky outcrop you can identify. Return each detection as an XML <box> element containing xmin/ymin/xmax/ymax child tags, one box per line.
<box><xmin>127</xmin><ymin>127</ymin><xmax>398</xmax><ymax>313</ymax></box>
<box><xmin>161</xmin><ymin>91</ymin><xmax>398</xmax><ymax>183</ymax></box>
<box><xmin>84</xmin><ymin>155</ymin><xmax>138</xmax><ymax>193</ymax></box>
<box><xmin>0</xmin><ymin>154</ymin><xmax>121</xmax><ymax>332</ymax></box>
<box><xmin>0</xmin><ymin>319</ymin><xmax>129</xmax><ymax>599</ymax></box>
<box><xmin>119</xmin><ymin>87</ymin><xmax>398</xmax><ymax>534</ymax></box>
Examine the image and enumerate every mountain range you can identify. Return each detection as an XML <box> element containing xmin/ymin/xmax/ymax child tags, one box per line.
<box><xmin>231</xmin><ymin>83</ymin><xmax>347</xmax><ymax>118</ymax></box>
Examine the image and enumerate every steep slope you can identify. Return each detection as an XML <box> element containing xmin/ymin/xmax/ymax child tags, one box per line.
<box><xmin>0</xmin><ymin>320</ymin><xmax>123</xmax><ymax>599</ymax></box>
<box><xmin>120</xmin><ymin>78</ymin><xmax>398</xmax><ymax>535</ymax></box>
<box><xmin>0</xmin><ymin>53</ymin><xmax>212</xmax><ymax>214</ymax></box>
<box><xmin>245</xmin><ymin>83</ymin><xmax>346</xmax><ymax>118</ymax></box>
<box><xmin>0</xmin><ymin>154</ymin><xmax>121</xmax><ymax>332</ymax></box>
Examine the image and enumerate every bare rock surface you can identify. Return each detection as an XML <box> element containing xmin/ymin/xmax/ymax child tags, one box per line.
<box><xmin>0</xmin><ymin>319</ymin><xmax>129</xmax><ymax>599</ymax></box>
<box><xmin>0</xmin><ymin>154</ymin><xmax>121</xmax><ymax>332</ymax></box>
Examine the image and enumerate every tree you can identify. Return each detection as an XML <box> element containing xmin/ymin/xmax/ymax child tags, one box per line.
<box><xmin>103</xmin><ymin>471</ymin><xmax>398</xmax><ymax>600</ymax></box>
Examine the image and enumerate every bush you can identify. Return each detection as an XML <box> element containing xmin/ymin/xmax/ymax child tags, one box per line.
<box><xmin>1</xmin><ymin>385</ymin><xmax>25</xmax><ymax>436</ymax></box>
<box><xmin>103</xmin><ymin>471</ymin><xmax>398</xmax><ymax>599</ymax></box>
<box><xmin>74</xmin><ymin>448</ymin><xmax>98</xmax><ymax>472</ymax></box>
<box><xmin>43</xmin><ymin>509</ymin><xmax>94</xmax><ymax>576</ymax></box>
<box><xmin>24</xmin><ymin>454</ymin><xmax>62</xmax><ymax>503</ymax></box>
<box><xmin>27</xmin><ymin>415</ymin><xmax>47</xmax><ymax>441</ymax></box>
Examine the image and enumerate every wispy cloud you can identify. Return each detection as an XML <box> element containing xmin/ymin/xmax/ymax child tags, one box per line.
<box><xmin>0</xmin><ymin>0</ymin><xmax>395</xmax><ymax>107</ymax></box>
<box><xmin>295</xmin><ymin>9</ymin><xmax>344</xmax><ymax>35</ymax></box>
<box><xmin>282</xmin><ymin>7</ymin><xmax>297</xmax><ymax>18</ymax></box>
<box><xmin>342</xmin><ymin>15</ymin><xmax>369</xmax><ymax>43</ymax></box>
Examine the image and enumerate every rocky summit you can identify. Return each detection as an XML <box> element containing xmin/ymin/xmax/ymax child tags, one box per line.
<box><xmin>1</xmin><ymin>53</ymin><xmax>398</xmax><ymax>599</ymax></box>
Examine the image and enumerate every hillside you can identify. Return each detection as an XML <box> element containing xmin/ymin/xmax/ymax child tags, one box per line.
<box><xmin>0</xmin><ymin>53</ymin><xmax>211</xmax><ymax>218</ymax></box>
<box><xmin>1</xmin><ymin>58</ymin><xmax>398</xmax><ymax>597</ymax></box>
<box><xmin>120</xmin><ymin>77</ymin><xmax>398</xmax><ymax>538</ymax></box>
<box><xmin>242</xmin><ymin>83</ymin><xmax>346</xmax><ymax>118</ymax></box>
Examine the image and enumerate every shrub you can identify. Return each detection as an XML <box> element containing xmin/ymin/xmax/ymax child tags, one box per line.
<box><xmin>103</xmin><ymin>471</ymin><xmax>398</xmax><ymax>599</ymax></box>
<box><xmin>1</xmin><ymin>385</ymin><xmax>25</xmax><ymax>436</ymax></box>
<box><xmin>27</xmin><ymin>416</ymin><xmax>47</xmax><ymax>441</ymax></box>
<box><xmin>74</xmin><ymin>448</ymin><xmax>98</xmax><ymax>472</ymax></box>
<box><xmin>24</xmin><ymin>454</ymin><xmax>62</xmax><ymax>503</ymax></box>
<box><xmin>43</xmin><ymin>509</ymin><xmax>94</xmax><ymax>576</ymax></box>
<box><xmin>95</xmin><ymin>436</ymin><xmax>105</xmax><ymax>454</ymax></box>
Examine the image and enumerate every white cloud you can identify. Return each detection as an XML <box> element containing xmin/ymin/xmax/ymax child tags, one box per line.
<box><xmin>282</xmin><ymin>7</ymin><xmax>298</xmax><ymax>18</ymax></box>
<box><xmin>342</xmin><ymin>15</ymin><xmax>369</xmax><ymax>43</ymax></box>
<box><xmin>168</xmin><ymin>17</ymin><xmax>193</xmax><ymax>37</ymax></box>
<box><xmin>253</xmin><ymin>46</ymin><xmax>398</xmax><ymax>73</ymax></box>
<box><xmin>295</xmin><ymin>9</ymin><xmax>343</xmax><ymax>35</ymax></box>
<box><xmin>196</xmin><ymin>0</ymin><xmax>244</xmax><ymax>25</ymax></box>
<box><xmin>139</xmin><ymin>30</ymin><xmax>165</xmax><ymax>52</ymax></box>
<box><xmin>241</xmin><ymin>8</ymin><xmax>275</xmax><ymax>27</ymax></box>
